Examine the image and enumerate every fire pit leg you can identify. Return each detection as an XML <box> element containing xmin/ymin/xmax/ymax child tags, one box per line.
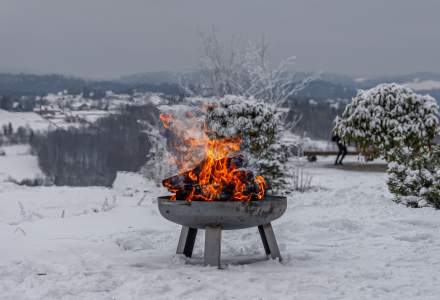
<box><xmin>204</xmin><ymin>226</ymin><xmax>222</xmax><ymax>267</ymax></box>
<box><xmin>176</xmin><ymin>226</ymin><xmax>198</xmax><ymax>258</ymax></box>
<box><xmin>258</xmin><ymin>223</ymin><xmax>282</xmax><ymax>261</ymax></box>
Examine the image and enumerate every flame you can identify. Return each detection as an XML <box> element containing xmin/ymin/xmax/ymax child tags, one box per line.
<box><xmin>159</xmin><ymin>114</ymin><xmax>172</xmax><ymax>129</ymax></box>
<box><xmin>160</xmin><ymin>113</ymin><xmax>266</xmax><ymax>201</ymax></box>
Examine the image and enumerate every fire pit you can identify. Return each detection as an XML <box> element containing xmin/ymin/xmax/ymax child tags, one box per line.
<box><xmin>158</xmin><ymin>195</ymin><xmax>287</xmax><ymax>267</ymax></box>
<box><xmin>156</xmin><ymin>112</ymin><xmax>287</xmax><ymax>267</ymax></box>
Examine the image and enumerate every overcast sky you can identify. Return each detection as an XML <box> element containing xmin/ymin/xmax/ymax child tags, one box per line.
<box><xmin>0</xmin><ymin>0</ymin><xmax>439</xmax><ymax>79</ymax></box>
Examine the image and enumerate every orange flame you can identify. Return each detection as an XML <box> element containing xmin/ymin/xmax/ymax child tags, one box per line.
<box><xmin>160</xmin><ymin>113</ymin><xmax>266</xmax><ymax>201</ymax></box>
<box><xmin>159</xmin><ymin>114</ymin><xmax>172</xmax><ymax>128</ymax></box>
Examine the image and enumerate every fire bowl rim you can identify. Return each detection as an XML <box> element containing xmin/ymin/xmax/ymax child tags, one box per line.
<box><xmin>157</xmin><ymin>195</ymin><xmax>286</xmax><ymax>202</ymax></box>
<box><xmin>157</xmin><ymin>195</ymin><xmax>287</xmax><ymax>230</ymax></box>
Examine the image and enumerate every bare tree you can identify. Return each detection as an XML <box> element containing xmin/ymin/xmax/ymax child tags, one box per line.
<box><xmin>183</xmin><ymin>28</ymin><xmax>315</xmax><ymax>107</ymax></box>
<box><xmin>180</xmin><ymin>28</ymin><xmax>316</xmax><ymax>132</ymax></box>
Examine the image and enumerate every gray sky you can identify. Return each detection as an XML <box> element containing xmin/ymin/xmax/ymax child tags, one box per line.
<box><xmin>0</xmin><ymin>0</ymin><xmax>439</xmax><ymax>79</ymax></box>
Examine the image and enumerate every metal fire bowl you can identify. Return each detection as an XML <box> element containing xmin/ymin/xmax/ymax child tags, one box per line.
<box><xmin>158</xmin><ymin>196</ymin><xmax>287</xmax><ymax>230</ymax></box>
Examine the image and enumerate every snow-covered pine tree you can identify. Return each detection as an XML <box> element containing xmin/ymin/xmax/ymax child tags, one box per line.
<box><xmin>387</xmin><ymin>145</ymin><xmax>440</xmax><ymax>208</ymax></box>
<box><xmin>206</xmin><ymin>95</ymin><xmax>288</xmax><ymax>190</ymax></box>
<box><xmin>333</xmin><ymin>83</ymin><xmax>438</xmax><ymax>160</ymax></box>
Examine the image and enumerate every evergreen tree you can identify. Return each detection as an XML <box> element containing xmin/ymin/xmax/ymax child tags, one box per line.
<box><xmin>7</xmin><ymin>122</ymin><xmax>13</xmax><ymax>136</ymax></box>
<box><xmin>206</xmin><ymin>95</ymin><xmax>288</xmax><ymax>190</ymax></box>
<box><xmin>334</xmin><ymin>83</ymin><xmax>438</xmax><ymax>159</ymax></box>
<box><xmin>334</xmin><ymin>83</ymin><xmax>440</xmax><ymax>206</ymax></box>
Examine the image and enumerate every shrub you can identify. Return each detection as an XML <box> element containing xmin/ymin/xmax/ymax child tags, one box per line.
<box><xmin>334</xmin><ymin>83</ymin><xmax>438</xmax><ymax>159</ymax></box>
<box><xmin>334</xmin><ymin>83</ymin><xmax>440</xmax><ymax>207</ymax></box>
<box><xmin>387</xmin><ymin>146</ymin><xmax>440</xmax><ymax>208</ymax></box>
<box><xmin>206</xmin><ymin>95</ymin><xmax>288</xmax><ymax>190</ymax></box>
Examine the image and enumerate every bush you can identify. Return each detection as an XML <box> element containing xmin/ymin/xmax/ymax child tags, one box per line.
<box><xmin>206</xmin><ymin>95</ymin><xmax>288</xmax><ymax>190</ymax></box>
<box><xmin>334</xmin><ymin>83</ymin><xmax>438</xmax><ymax>159</ymax></box>
<box><xmin>387</xmin><ymin>146</ymin><xmax>440</xmax><ymax>208</ymax></box>
<box><xmin>335</xmin><ymin>83</ymin><xmax>440</xmax><ymax>207</ymax></box>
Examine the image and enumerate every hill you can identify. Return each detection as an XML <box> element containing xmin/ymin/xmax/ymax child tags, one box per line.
<box><xmin>0</xmin><ymin>73</ymin><xmax>180</xmax><ymax>98</ymax></box>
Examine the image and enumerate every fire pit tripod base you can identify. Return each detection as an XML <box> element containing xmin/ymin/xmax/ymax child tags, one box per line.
<box><xmin>177</xmin><ymin>223</ymin><xmax>282</xmax><ymax>267</ymax></box>
<box><xmin>158</xmin><ymin>196</ymin><xmax>287</xmax><ymax>268</ymax></box>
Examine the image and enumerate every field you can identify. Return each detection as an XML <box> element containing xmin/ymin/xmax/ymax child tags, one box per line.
<box><xmin>0</xmin><ymin>110</ymin><xmax>50</xmax><ymax>132</ymax></box>
<box><xmin>1</xmin><ymin>147</ymin><xmax>439</xmax><ymax>299</ymax></box>
<box><xmin>0</xmin><ymin>109</ymin><xmax>114</xmax><ymax>132</ymax></box>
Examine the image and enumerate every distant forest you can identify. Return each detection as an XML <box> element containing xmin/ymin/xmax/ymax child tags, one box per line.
<box><xmin>289</xmin><ymin>100</ymin><xmax>345</xmax><ymax>140</ymax></box>
<box><xmin>30</xmin><ymin>105</ymin><xmax>158</xmax><ymax>186</ymax></box>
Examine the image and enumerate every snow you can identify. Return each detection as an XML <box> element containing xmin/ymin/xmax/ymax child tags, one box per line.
<box><xmin>0</xmin><ymin>109</ymin><xmax>50</xmax><ymax>131</ymax></box>
<box><xmin>1</xmin><ymin>155</ymin><xmax>440</xmax><ymax>299</ymax></box>
<box><xmin>0</xmin><ymin>145</ymin><xmax>43</xmax><ymax>183</ymax></box>
<box><xmin>282</xmin><ymin>133</ymin><xmax>356</xmax><ymax>152</ymax></box>
<box><xmin>300</xmin><ymin>138</ymin><xmax>337</xmax><ymax>151</ymax></box>
<box><xmin>404</xmin><ymin>80</ymin><xmax>440</xmax><ymax>91</ymax></box>
<box><xmin>354</xmin><ymin>77</ymin><xmax>367</xmax><ymax>83</ymax></box>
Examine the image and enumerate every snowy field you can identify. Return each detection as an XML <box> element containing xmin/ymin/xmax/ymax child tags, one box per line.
<box><xmin>0</xmin><ymin>109</ymin><xmax>112</xmax><ymax>132</ymax></box>
<box><xmin>404</xmin><ymin>80</ymin><xmax>440</xmax><ymax>91</ymax></box>
<box><xmin>0</xmin><ymin>145</ymin><xmax>43</xmax><ymax>183</ymax></box>
<box><xmin>0</xmin><ymin>110</ymin><xmax>50</xmax><ymax>131</ymax></box>
<box><xmin>1</xmin><ymin>149</ymin><xmax>440</xmax><ymax>299</ymax></box>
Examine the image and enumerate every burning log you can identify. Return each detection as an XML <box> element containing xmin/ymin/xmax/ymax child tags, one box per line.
<box><xmin>162</xmin><ymin>155</ymin><xmax>266</xmax><ymax>201</ymax></box>
<box><xmin>159</xmin><ymin>113</ymin><xmax>267</xmax><ymax>202</ymax></box>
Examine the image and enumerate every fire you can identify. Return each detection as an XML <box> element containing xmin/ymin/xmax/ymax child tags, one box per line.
<box><xmin>159</xmin><ymin>114</ymin><xmax>173</xmax><ymax>129</ymax></box>
<box><xmin>160</xmin><ymin>113</ymin><xmax>267</xmax><ymax>201</ymax></box>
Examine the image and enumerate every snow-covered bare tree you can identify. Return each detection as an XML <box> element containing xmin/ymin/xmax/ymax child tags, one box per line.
<box><xmin>182</xmin><ymin>29</ymin><xmax>315</xmax><ymax>192</ymax></box>
<box><xmin>191</xmin><ymin>30</ymin><xmax>314</xmax><ymax>107</ymax></box>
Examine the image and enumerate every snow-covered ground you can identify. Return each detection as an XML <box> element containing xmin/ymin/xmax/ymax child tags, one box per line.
<box><xmin>42</xmin><ymin>110</ymin><xmax>112</xmax><ymax>129</ymax></box>
<box><xmin>0</xmin><ymin>108</ymin><xmax>112</xmax><ymax>132</ymax></box>
<box><xmin>1</xmin><ymin>151</ymin><xmax>440</xmax><ymax>299</ymax></box>
<box><xmin>404</xmin><ymin>80</ymin><xmax>440</xmax><ymax>91</ymax></box>
<box><xmin>0</xmin><ymin>145</ymin><xmax>43</xmax><ymax>183</ymax></box>
<box><xmin>0</xmin><ymin>109</ymin><xmax>50</xmax><ymax>131</ymax></box>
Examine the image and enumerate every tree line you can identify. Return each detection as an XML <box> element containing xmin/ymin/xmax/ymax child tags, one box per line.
<box><xmin>0</xmin><ymin>123</ymin><xmax>34</xmax><ymax>146</ymax></box>
<box><xmin>30</xmin><ymin>105</ymin><xmax>158</xmax><ymax>186</ymax></box>
<box><xmin>288</xmin><ymin>99</ymin><xmax>345</xmax><ymax>140</ymax></box>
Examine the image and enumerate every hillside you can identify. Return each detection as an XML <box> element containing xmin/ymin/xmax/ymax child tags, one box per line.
<box><xmin>0</xmin><ymin>73</ymin><xmax>180</xmax><ymax>97</ymax></box>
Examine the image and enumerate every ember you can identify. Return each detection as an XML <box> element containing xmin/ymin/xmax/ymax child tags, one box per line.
<box><xmin>160</xmin><ymin>113</ymin><xmax>267</xmax><ymax>201</ymax></box>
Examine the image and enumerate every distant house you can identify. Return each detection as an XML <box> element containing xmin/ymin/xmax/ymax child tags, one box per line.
<box><xmin>34</xmin><ymin>105</ymin><xmax>61</xmax><ymax>117</ymax></box>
